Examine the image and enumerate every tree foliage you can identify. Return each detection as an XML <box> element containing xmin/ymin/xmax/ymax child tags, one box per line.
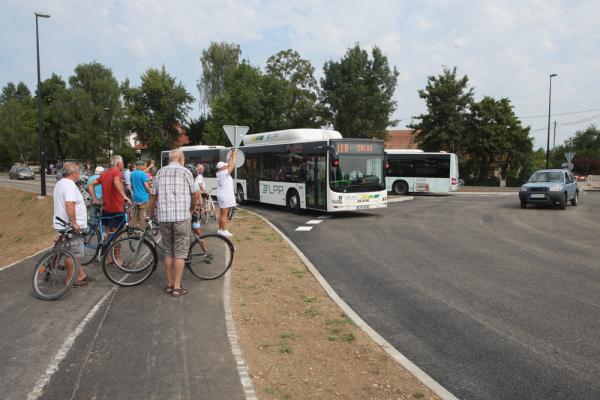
<box><xmin>122</xmin><ymin>66</ymin><xmax>194</xmax><ymax>158</ymax></box>
<box><xmin>412</xmin><ymin>66</ymin><xmax>535</xmax><ymax>185</ymax></box>
<box><xmin>321</xmin><ymin>45</ymin><xmax>398</xmax><ymax>139</ymax></box>
<box><xmin>0</xmin><ymin>82</ymin><xmax>37</xmax><ymax>166</ymax></box>
<box><xmin>410</xmin><ymin>66</ymin><xmax>473</xmax><ymax>153</ymax></box>
<box><xmin>197</xmin><ymin>42</ymin><xmax>241</xmax><ymax>114</ymax></box>
<box><xmin>464</xmin><ymin>97</ymin><xmax>532</xmax><ymax>183</ymax></box>
<box><xmin>266</xmin><ymin>49</ymin><xmax>321</xmax><ymax>128</ymax></box>
<box><xmin>205</xmin><ymin>62</ymin><xmax>293</xmax><ymax>145</ymax></box>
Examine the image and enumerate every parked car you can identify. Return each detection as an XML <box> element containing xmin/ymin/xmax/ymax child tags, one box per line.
<box><xmin>519</xmin><ymin>169</ymin><xmax>578</xmax><ymax>210</ymax></box>
<box><xmin>8</xmin><ymin>165</ymin><xmax>35</xmax><ymax>180</ymax></box>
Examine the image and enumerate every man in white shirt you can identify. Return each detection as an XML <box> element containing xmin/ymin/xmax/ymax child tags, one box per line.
<box><xmin>53</xmin><ymin>162</ymin><xmax>93</xmax><ymax>286</ymax></box>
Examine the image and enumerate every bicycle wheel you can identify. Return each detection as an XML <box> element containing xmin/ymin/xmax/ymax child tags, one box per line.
<box><xmin>187</xmin><ymin>233</ymin><xmax>235</xmax><ymax>280</ymax></box>
<box><xmin>227</xmin><ymin>206</ymin><xmax>237</xmax><ymax>220</ymax></box>
<box><xmin>200</xmin><ymin>199</ymin><xmax>209</xmax><ymax>225</ymax></box>
<box><xmin>208</xmin><ymin>198</ymin><xmax>217</xmax><ymax>221</ymax></box>
<box><xmin>81</xmin><ymin>227</ymin><xmax>100</xmax><ymax>265</ymax></box>
<box><xmin>32</xmin><ymin>248</ymin><xmax>78</xmax><ymax>300</ymax></box>
<box><xmin>102</xmin><ymin>235</ymin><xmax>157</xmax><ymax>286</ymax></box>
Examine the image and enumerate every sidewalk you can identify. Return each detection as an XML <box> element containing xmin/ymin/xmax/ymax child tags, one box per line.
<box><xmin>0</xmin><ymin>253</ymin><xmax>246</xmax><ymax>400</ymax></box>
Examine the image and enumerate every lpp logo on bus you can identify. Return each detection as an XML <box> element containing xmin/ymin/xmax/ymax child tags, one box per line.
<box><xmin>262</xmin><ymin>184</ymin><xmax>284</xmax><ymax>194</ymax></box>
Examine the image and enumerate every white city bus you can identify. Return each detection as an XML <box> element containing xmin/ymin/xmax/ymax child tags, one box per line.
<box><xmin>164</xmin><ymin>129</ymin><xmax>388</xmax><ymax>212</ymax></box>
<box><xmin>385</xmin><ymin>149</ymin><xmax>459</xmax><ymax>195</ymax></box>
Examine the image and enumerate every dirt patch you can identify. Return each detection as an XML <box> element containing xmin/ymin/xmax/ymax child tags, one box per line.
<box><xmin>0</xmin><ymin>187</ymin><xmax>55</xmax><ymax>266</ymax></box>
<box><xmin>231</xmin><ymin>210</ymin><xmax>439</xmax><ymax>400</ymax></box>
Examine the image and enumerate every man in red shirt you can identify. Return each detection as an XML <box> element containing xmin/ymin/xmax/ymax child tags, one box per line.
<box><xmin>88</xmin><ymin>155</ymin><xmax>131</xmax><ymax>263</ymax></box>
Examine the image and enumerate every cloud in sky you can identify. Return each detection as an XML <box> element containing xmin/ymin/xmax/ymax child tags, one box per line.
<box><xmin>2</xmin><ymin>0</ymin><xmax>599</xmax><ymax>148</ymax></box>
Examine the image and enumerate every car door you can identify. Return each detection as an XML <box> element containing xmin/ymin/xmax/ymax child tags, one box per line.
<box><xmin>563</xmin><ymin>171</ymin><xmax>575</xmax><ymax>199</ymax></box>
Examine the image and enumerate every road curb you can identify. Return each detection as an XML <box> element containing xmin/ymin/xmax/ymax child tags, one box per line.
<box><xmin>242</xmin><ymin>208</ymin><xmax>459</xmax><ymax>400</ymax></box>
<box><xmin>223</xmin><ymin>270</ymin><xmax>258</xmax><ymax>400</ymax></box>
<box><xmin>0</xmin><ymin>246</ymin><xmax>52</xmax><ymax>271</ymax></box>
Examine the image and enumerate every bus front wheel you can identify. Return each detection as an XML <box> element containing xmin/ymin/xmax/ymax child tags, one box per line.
<box><xmin>392</xmin><ymin>180</ymin><xmax>409</xmax><ymax>195</ymax></box>
<box><xmin>287</xmin><ymin>190</ymin><xmax>301</xmax><ymax>214</ymax></box>
<box><xmin>236</xmin><ymin>184</ymin><xmax>245</xmax><ymax>205</ymax></box>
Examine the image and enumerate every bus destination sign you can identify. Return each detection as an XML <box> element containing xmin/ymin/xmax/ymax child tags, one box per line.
<box><xmin>335</xmin><ymin>143</ymin><xmax>382</xmax><ymax>154</ymax></box>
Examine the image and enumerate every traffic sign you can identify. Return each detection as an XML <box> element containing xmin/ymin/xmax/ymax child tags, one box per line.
<box><xmin>223</xmin><ymin>125</ymin><xmax>249</xmax><ymax>148</ymax></box>
<box><xmin>227</xmin><ymin>149</ymin><xmax>245</xmax><ymax>168</ymax></box>
<box><xmin>564</xmin><ymin>152</ymin><xmax>576</xmax><ymax>163</ymax></box>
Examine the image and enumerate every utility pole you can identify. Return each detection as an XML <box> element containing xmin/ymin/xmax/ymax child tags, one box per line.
<box><xmin>552</xmin><ymin>121</ymin><xmax>557</xmax><ymax>153</ymax></box>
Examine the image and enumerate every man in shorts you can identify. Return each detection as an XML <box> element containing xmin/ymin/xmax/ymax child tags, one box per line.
<box><xmin>53</xmin><ymin>162</ymin><xmax>93</xmax><ymax>286</ymax></box>
<box><xmin>88</xmin><ymin>155</ymin><xmax>131</xmax><ymax>263</ymax></box>
<box><xmin>129</xmin><ymin>160</ymin><xmax>151</xmax><ymax>228</ymax></box>
<box><xmin>148</xmin><ymin>148</ymin><xmax>197</xmax><ymax>297</ymax></box>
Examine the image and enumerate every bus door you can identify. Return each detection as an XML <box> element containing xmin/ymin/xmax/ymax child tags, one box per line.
<box><xmin>305</xmin><ymin>155</ymin><xmax>326</xmax><ymax>209</ymax></box>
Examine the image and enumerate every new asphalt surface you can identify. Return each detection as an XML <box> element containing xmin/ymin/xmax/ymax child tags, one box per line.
<box><xmin>243</xmin><ymin>192</ymin><xmax>600</xmax><ymax>400</ymax></box>
<box><xmin>0</xmin><ymin>232</ymin><xmax>244</xmax><ymax>400</ymax></box>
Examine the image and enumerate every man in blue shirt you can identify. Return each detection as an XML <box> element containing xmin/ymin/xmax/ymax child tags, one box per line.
<box><xmin>129</xmin><ymin>161</ymin><xmax>151</xmax><ymax>228</ymax></box>
<box><xmin>87</xmin><ymin>166</ymin><xmax>104</xmax><ymax>226</ymax></box>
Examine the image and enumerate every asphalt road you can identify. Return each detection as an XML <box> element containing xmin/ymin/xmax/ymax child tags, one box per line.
<box><xmin>0</xmin><ymin>232</ymin><xmax>244</xmax><ymax>400</ymax></box>
<box><xmin>0</xmin><ymin>174</ymin><xmax>56</xmax><ymax>194</ymax></box>
<box><xmin>243</xmin><ymin>192</ymin><xmax>600</xmax><ymax>400</ymax></box>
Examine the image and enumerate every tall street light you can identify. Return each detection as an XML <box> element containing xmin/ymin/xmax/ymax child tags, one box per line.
<box><xmin>35</xmin><ymin>12</ymin><xmax>50</xmax><ymax>196</ymax></box>
<box><xmin>546</xmin><ymin>73</ymin><xmax>557</xmax><ymax>169</ymax></box>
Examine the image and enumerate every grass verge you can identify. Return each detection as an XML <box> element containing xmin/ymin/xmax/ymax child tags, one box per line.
<box><xmin>0</xmin><ymin>187</ymin><xmax>54</xmax><ymax>267</ymax></box>
<box><xmin>231</xmin><ymin>209</ymin><xmax>439</xmax><ymax>399</ymax></box>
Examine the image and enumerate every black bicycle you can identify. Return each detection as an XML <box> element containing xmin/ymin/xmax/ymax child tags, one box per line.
<box><xmin>31</xmin><ymin>217</ymin><xmax>79</xmax><ymax>300</ymax></box>
<box><xmin>102</xmin><ymin>217</ymin><xmax>235</xmax><ymax>287</ymax></box>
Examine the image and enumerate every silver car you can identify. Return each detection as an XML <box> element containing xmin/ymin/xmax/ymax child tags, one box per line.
<box><xmin>9</xmin><ymin>165</ymin><xmax>35</xmax><ymax>180</ymax></box>
<box><xmin>519</xmin><ymin>169</ymin><xmax>578</xmax><ymax>210</ymax></box>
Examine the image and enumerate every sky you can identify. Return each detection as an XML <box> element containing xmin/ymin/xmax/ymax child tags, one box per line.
<box><xmin>2</xmin><ymin>0</ymin><xmax>600</xmax><ymax>149</ymax></box>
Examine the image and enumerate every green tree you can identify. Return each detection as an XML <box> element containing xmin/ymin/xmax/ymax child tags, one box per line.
<box><xmin>320</xmin><ymin>45</ymin><xmax>398</xmax><ymax>139</ymax></box>
<box><xmin>410</xmin><ymin>66</ymin><xmax>473</xmax><ymax>153</ymax></box>
<box><xmin>0</xmin><ymin>82</ymin><xmax>37</xmax><ymax>165</ymax></box>
<box><xmin>205</xmin><ymin>62</ymin><xmax>293</xmax><ymax>145</ymax></box>
<box><xmin>68</xmin><ymin>62</ymin><xmax>122</xmax><ymax>162</ymax></box>
<box><xmin>266</xmin><ymin>49</ymin><xmax>321</xmax><ymax>127</ymax></box>
<box><xmin>464</xmin><ymin>96</ymin><xmax>533</xmax><ymax>184</ymax></box>
<box><xmin>186</xmin><ymin>115</ymin><xmax>210</xmax><ymax>145</ymax></box>
<box><xmin>565</xmin><ymin>125</ymin><xmax>600</xmax><ymax>157</ymax></box>
<box><xmin>39</xmin><ymin>74</ymin><xmax>73</xmax><ymax>160</ymax></box>
<box><xmin>197</xmin><ymin>42</ymin><xmax>241</xmax><ymax>114</ymax></box>
<box><xmin>122</xmin><ymin>66</ymin><xmax>194</xmax><ymax>158</ymax></box>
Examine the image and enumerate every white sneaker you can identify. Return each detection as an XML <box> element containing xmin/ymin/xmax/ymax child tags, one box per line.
<box><xmin>221</xmin><ymin>230</ymin><xmax>233</xmax><ymax>238</ymax></box>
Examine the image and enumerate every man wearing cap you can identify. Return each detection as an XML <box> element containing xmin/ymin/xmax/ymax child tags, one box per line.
<box><xmin>129</xmin><ymin>160</ymin><xmax>152</xmax><ymax>229</ymax></box>
<box><xmin>216</xmin><ymin>149</ymin><xmax>237</xmax><ymax>237</ymax></box>
<box><xmin>87</xmin><ymin>165</ymin><xmax>105</xmax><ymax>226</ymax></box>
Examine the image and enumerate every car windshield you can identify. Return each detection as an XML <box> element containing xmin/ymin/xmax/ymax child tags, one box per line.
<box><xmin>18</xmin><ymin>167</ymin><xmax>31</xmax><ymax>172</ymax></box>
<box><xmin>529</xmin><ymin>171</ymin><xmax>563</xmax><ymax>183</ymax></box>
<box><xmin>330</xmin><ymin>154</ymin><xmax>383</xmax><ymax>191</ymax></box>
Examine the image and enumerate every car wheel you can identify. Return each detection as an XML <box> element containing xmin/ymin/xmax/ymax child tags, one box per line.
<box><xmin>236</xmin><ymin>184</ymin><xmax>245</xmax><ymax>205</ymax></box>
<box><xmin>392</xmin><ymin>180</ymin><xmax>409</xmax><ymax>195</ymax></box>
<box><xmin>559</xmin><ymin>193</ymin><xmax>566</xmax><ymax>210</ymax></box>
<box><xmin>520</xmin><ymin>200</ymin><xmax>527</xmax><ymax>209</ymax></box>
<box><xmin>570</xmin><ymin>191</ymin><xmax>578</xmax><ymax>206</ymax></box>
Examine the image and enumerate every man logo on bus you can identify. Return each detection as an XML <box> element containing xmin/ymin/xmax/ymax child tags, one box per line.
<box><xmin>262</xmin><ymin>184</ymin><xmax>284</xmax><ymax>194</ymax></box>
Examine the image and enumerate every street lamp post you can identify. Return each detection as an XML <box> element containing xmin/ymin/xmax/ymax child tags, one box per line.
<box><xmin>545</xmin><ymin>73</ymin><xmax>557</xmax><ymax>169</ymax></box>
<box><xmin>35</xmin><ymin>12</ymin><xmax>50</xmax><ymax>196</ymax></box>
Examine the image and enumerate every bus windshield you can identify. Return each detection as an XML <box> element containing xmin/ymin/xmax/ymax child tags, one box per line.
<box><xmin>330</xmin><ymin>154</ymin><xmax>384</xmax><ymax>191</ymax></box>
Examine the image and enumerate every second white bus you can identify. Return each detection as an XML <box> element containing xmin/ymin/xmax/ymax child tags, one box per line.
<box><xmin>385</xmin><ymin>150</ymin><xmax>459</xmax><ymax>195</ymax></box>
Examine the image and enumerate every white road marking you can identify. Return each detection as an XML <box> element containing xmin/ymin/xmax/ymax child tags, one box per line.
<box><xmin>27</xmin><ymin>286</ymin><xmax>117</xmax><ymax>400</ymax></box>
<box><xmin>295</xmin><ymin>226</ymin><xmax>313</xmax><ymax>231</ymax></box>
<box><xmin>224</xmin><ymin>271</ymin><xmax>257</xmax><ymax>400</ymax></box>
<box><xmin>306</xmin><ymin>220</ymin><xmax>322</xmax><ymax>225</ymax></box>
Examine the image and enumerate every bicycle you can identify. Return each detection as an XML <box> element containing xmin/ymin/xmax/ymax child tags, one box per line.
<box><xmin>31</xmin><ymin>217</ymin><xmax>79</xmax><ymax>300</ymax></box>
<box><xmin>102</xmin><ymin>217</ymin><xmax>235</xmax><ymax>287</ymax></box>
<box><xmin>80</xmin><ymin>206</ymin><xmax>131</xmax><ymax>265</ymax></box>
<box><xmin>200</xmin><ymin>191</ymin><xmax>217</xmax><ymax>224</ymax></box>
